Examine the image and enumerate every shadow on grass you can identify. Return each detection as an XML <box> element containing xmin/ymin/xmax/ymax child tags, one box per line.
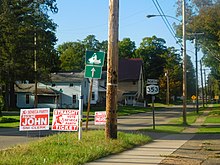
<box><xmin>140</xmin><ymin>123</ymin><xmax>187</xmax><ymax>134</ymax></box>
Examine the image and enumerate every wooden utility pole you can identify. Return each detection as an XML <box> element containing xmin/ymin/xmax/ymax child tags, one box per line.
<box><xmin>182</xmin><ymin>0</ymin><xmax>187</xmax><ymax>125</ymax></box>
<box><xmin>34</xmin><ymin>32</ymin><xmax>38</xmax><ymax>108</ymax></box>
<box><xmin>105</xmin><ymin>0</ymin><xmax>119</xmax><ymax>139</ymax></box>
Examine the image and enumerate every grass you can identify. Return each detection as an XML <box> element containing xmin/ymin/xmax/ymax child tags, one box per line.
<box><xmin>0</xmin><ymin>116</ymin><xmax>20</xmax><ymax>128</ymax></box>
<box><xmin>0</xmin><ymin>130</ymin><xmax>151</xmax><ymax>165</ymax></box>
<box><xmin>0</xmin><ymin>106</ymin><xmax>152</xmax><ymax>128</ymax></box>
<box><xmin>198</xmin><ymin>108</ymin><xmax>220</xmax><ymax>133</ymax></box>
<box><xmin>141</xmin><ymin>111</ymin><xmax>202</xmax><ymax>133</ymax></box>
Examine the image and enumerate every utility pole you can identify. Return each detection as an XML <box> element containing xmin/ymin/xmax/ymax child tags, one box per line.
<box><xmin>194</xmin><ymin>37</ymin><xmax>199</xmax><ymax>113</ymax></box>
<box><xmin>200</xmin><ymin>60</ymin><xmax>205</xmax><ymax>108</ymax></box>
<box><xmin>105</xmin><ymin>0</ymin><xmax>119</xmax><ymax>139</ymax></box>
<box><xmin>165</xmin><ymin>70</ymin><xmax>169</xmax><ymax>105</ymax></box>
<box><xmin>34</xmin><ymin>32</ymin><xmax>38</xmax><ymax>108</ymax></box>
<box><xmin>203</xmin><ymin>69</ymin><xmax>208</xmax><ymax>105</ymax></box>
<box><xmin>182</xmin><ymin>0</ymin><xmax>187</xmax><ymax>125</ymax></box>
<box><xmin>192</xmin><ymin>32</ymin><xmax>204</xmax><ymax>113</ymax></box>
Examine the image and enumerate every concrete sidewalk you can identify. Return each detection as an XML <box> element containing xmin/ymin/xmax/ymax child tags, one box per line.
<box><xmin>86</xmin><ymin>108</ymin><xmax>211</xmax><ymax>165</ymax></box>
<box><xmin>86</xmin><ymin>134</ymin><xmax>194</xmax><ymax>165</ymax></box>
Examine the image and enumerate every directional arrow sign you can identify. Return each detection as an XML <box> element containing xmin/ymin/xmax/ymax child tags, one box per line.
<box><xmin>84</xmin><ymin>65</ymin><xmax>102</xmax><ymax>79</ymax></box>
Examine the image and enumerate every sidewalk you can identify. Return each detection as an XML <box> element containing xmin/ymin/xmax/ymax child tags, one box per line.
<box><xmin>86</xmin><ymin>108</ymin><xmax>210</xmax><ymax>165</ymax></box>
<box><xmin>86</xmin><ymin>134</ymin><xmax>194</xmax><ymax>165</ymax></box>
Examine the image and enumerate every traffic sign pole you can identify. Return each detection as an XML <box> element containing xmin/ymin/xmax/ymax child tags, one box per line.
<box><xmin>152</xmin><ymin>95</ymin><xmax>155</xmax><ymax>130</ymax></box>
<box><xmin>85</xmin><ymin>78</ymin><xmax>93</xmax><ymax>131</ymax></box>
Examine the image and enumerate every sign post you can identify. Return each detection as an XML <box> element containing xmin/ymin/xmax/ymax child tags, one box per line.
<box><xmin>84</xmin><ymin>50</ymin><xmax>105</xmax><ymax>130</ymax></box>
<box><xmin>146</xmin><ymin>79</ymin><xmax>159</xmax><ymax>130</ymax></box>
<box><xmin>78</xmin><ymin>95</ymin><xmax>83</xmax><ymax>140</ymax></box>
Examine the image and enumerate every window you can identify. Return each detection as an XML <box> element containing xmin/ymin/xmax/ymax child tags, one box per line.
<box><xmin>133</xmin><ymin>81</ymin><xmax>136</xmax><ymax>85</ymax></box>
<box><xmin>69</xmin><ymin>83</ymin><xmax>73</xmax><ymax>87</ymax></box>
<box><xmin>26</xmin><ymin>94</ymin><xmax>30</xmax><ymax>104</ymax></box>
<box><xmin>38</xmin><ymin>96</ymin><xmax>55</xmax><ymax>104</ymax></box>
<box><xmin>72</xmin><ymin>95</ymin><xmax>77</xmax><ymax>104</ymax></box>
<box><xmin>92</xmin><ymin>92</ymin><xmax>95</xmax><ymax>101</ymax></box>
<box><xmin>52</xmin><ymin>83</ymin><xmax>56</xmax><ymax>87</ymax></box>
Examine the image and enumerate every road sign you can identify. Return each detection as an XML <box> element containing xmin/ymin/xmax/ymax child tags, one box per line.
<box><xmin>19</xmin><ymin>108</ymin><xmax>50</xmax><ymax>131</ymax></box>
<box><xmin>146</xmin><ymin>85</ymin><xmax>159</xmax><ymax>95</ymax></box>
<box><xmin>85</xmin><ymin>51</ymin><xmax>105</xmax><ymax>66</ymax></box>
<box><xmin>52</xmin><ymin>109</ymin><xmax>79</xmax><ymax>131</ymax></box>
<box><xmin>84</xmin><ymin>65</ymin><xmax>102</xmax><ymax>79</ymax></box>
<box><xmin>191</xmin><ymin>95</ymin><xmax>196</xmax><ymax>100</ymax></box>
<box><xmin>147</xmin><ymin>79</ymin><xmax>158</xmax><ymax>85</ymax></box>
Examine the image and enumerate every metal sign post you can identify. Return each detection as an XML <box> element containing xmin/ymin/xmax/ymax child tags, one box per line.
<box><xmin>78</xmin><ymin>95</ymin><xmax>83</xmax><ymax>140</ymax></box>
<box><xmin>146</xmin><ymin>79</ymin><xmax>159</xmax><ymax>130</ymax></box>
<box><xmin>152</xmin><ymin>95</ymin><xmax>155</xmax><ymax>130</ymax></box>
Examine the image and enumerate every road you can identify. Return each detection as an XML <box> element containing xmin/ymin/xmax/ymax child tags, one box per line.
<box><xmin>0</xmin><ymin>107</ymin><xmax>189</xmax><ymax>150</ymax></box>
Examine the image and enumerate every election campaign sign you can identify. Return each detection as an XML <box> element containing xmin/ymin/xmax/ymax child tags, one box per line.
<box><xmin>52</xmin><ymin>109</ymin><xmax>79</xmax><ymax>131</ymax></box>
<box><xmin>94</xmin><ymin>111</ymin><xmax>106</xmax><ymax>125</ymax></box>
<box><xmin>19</xmin><ymin>108</ymin><xmax>50</xmax><ymax>131</ymax></box>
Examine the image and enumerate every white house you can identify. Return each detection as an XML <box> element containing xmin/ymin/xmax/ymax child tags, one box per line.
<box><xmin>15</xmin><ymin>71</ymin><xmax>89</xmax><ymax>109</ymax></box>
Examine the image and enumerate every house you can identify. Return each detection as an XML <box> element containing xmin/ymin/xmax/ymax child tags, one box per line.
<box><xmin>15</xmin><ymin>71</ymin><xmax>89</xmax><ymax>109</ymax></box>
<box><xmin>118</xmin><ymin>58</ymin><xmax>145</xmax><ymax>105</ymax></box>
<box><xmin>90</xmin><ymin>58</ymin><xmax>145</xmax><ymax>106</ymax></box>
<box><xmin>15</xmin><ymin>58</ymin><xmax>144</xmax><ymax>108</ymax></box>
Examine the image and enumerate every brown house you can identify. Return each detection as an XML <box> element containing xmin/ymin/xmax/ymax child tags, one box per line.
<box><xmin>118</xmin><ymin>58</ymin><xmax>144</xmax><ymax>105</ymax></box>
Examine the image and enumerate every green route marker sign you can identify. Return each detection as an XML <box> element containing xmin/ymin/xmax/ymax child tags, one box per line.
<box><xmin>84</xmin><ymin>51</ymin><xmax>105</xmax><ymax>79</ymax></box>
<box><xmin>85</xmin><ymin>51</ymin><xmax>105</xmax><ymax>67</ymax></box>
<box><xmin>84</xmin><ymin>65</ymin><xmax>102</xmax><ymax>79</ymax></box>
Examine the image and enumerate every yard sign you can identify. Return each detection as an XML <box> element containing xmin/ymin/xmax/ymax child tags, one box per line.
<box><xmin>52</xmin><ymin>109</ymin><xmax>79</xmax><ymax>131</ymax></box>
<box><xmin>19</xmin><ymin>108</ymin><xmax>50</xmax><ymax>131</ymax></box>
<box><xmin>94</xmin><ymin>111</ymin><xmax>106</xmax><ymax>125</ymax></box>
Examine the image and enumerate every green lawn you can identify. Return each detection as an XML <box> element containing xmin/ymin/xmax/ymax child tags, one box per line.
<box><xmin>0</xmin><ymin>130</ymin><xmax>151</xmax><ymax>165</ymax></box>
<box><xmin>198</xmin><ymin>108</ymin><xmax>220</xmax><ymax>133</ymax></box>
<box><xmin>142</xmin><ymin>111</ymin><xmax>202</xmax><ymax>133</ymax></box>
<box><xmin>0</xmin><ymin>106</ymin><xmax>151</xmax><ymax>128</ymax></box>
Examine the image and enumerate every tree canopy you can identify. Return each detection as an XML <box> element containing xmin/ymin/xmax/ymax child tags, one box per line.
<box><xmin>0</xmin><ymin>0</ymin><xmax>58</xmax><ymax>108</ymax></box>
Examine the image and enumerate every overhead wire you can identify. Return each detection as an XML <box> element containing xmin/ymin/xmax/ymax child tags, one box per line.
<box><xmin>152</xmin><ymin>0</ymin><xmax>182</xmax><ymax>48</ymax></box>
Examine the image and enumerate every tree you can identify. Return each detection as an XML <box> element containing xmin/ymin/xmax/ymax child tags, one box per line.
<box><xmin>0</xmin><ymin>0</ymin><xmax>58</xmax><ymax>108</ymax></box>
<box><xmin>58</xmin><ymin>35</ymin><xmax>108</xmax><ymax>71</ymax></box>
<box><xmin>135</xmin><ymin>36</ymin><xmax>167</xmax><ymax>80</ymax></box>
<box><xmin>59</xmin><ymin>42</ymin><xmax>85</xmax><ymax>71</ymax></box>
<box><xmin>118</xmin><ymin>38</ymin><xmax>136</xmax><ymax>59</ymax></box>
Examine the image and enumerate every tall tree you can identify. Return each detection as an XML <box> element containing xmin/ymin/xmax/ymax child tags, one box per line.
<box><xmin>118</xmin><ymin>38</ymin><xmax>136</xmax><ymax>59</ymax></box>
<box><xmin>135</xmin><ymin>36</ymin><xmax>167</xmax><ymax>79</ymax></box>
<box><xmin>0</xmin><ymin>0</ymin><xmax>58</xmax><ymax>108</ymax></box>
<box><xmin>59</xmin><ymin>42</ymin><xmax>85</xmax><ymax>71</ymax></box>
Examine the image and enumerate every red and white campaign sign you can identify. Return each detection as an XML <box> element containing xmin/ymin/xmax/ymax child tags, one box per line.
<box><xmin>94</xmin><ymin>111</ymin><xmax>106</xmax><ymax>125</ymax></box>
<box><xmin>52</xmin><ymin>109</ymin><xmax>79</xmax><ymax>131</ymax></box>
<box><xmin>19</xmin><ymin>108</ymin><xmax>50</xmax><ymax>131</ymax></box>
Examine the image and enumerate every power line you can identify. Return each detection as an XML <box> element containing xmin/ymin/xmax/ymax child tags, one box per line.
<box><xmin>152</xmin><ymin>0</ymin><xmax>182</xmax><ymax>48</ymax></box>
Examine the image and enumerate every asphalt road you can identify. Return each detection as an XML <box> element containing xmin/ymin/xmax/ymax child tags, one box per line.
<box><xmin>0</xmin><ymin>107</ymin><xmax>190</xmax><ymax>150</ymax></box>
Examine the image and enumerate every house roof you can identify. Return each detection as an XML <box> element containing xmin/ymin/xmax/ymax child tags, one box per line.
<box><xmin>15</xmin><ymin>84</ymin><xmax>59</xmax><ymax>95</ymax></box>
<box><xmin>49</xmin><ymin>71</ymin><xmax>84</xmax><ymax>83</ymax></box>
<box><xmin>118</xmin><ymin>58</ymin><xmax>143</xmax><ymax>81</ymax></box>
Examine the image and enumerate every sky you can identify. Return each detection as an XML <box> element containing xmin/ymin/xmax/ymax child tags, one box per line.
<box><xmin>50</xmin><ymin>0</ymin><xmax>180</xmax><ymax>47</ymax></box>
<box><xmin>49</xmin><ymin>0</ymin><xmax>208</xmax><ymax>85</ymax></box>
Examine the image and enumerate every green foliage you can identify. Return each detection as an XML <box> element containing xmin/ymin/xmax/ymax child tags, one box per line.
<box><xmin>119</xmin><ymin>38</ymin><xmax>136</xmax><ymax>59</ymax></box>
<box><xmin>0</xmin><ymin>131</ymin><xmax>151</xmax><ymax>165</ymax></box>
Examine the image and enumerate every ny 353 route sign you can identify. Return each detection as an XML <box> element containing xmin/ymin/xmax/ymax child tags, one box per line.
<box><xmin>146</xmin><ymin>85</ymin><xmax>159</xmax><ymax>95</ymax></box>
